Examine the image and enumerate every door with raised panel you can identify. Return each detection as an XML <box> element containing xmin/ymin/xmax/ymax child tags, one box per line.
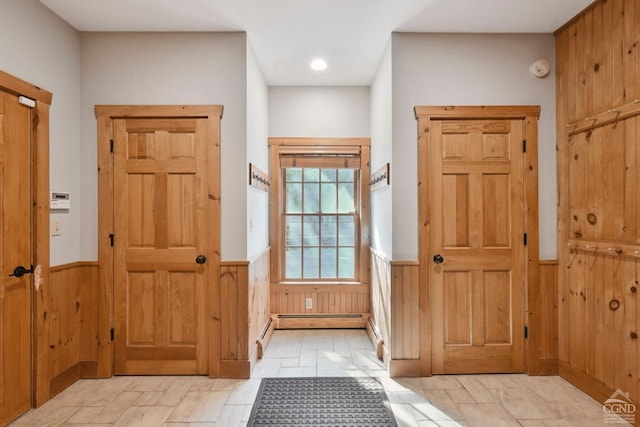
<box><xmin>429</xmin><ymin>118</ymin><xmax>526</xmax><ymax>374</ymax></box>
<box><xmin>112</xmin><ymin>116</ymin><xmax>211</xmax><ymax>375</ymax></box>
<box><xmin>0</xmin><ymin>90</ymin><xmax>32</xmax><ymax>423</ymax></box>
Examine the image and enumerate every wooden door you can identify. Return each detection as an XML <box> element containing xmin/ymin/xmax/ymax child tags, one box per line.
<box><xmin>429</xmin><ymin>118</ymin><xmax>526</xmax><ymax>374</ymax></box>
<box><xmin>0</xmin><ymin>90</ymin><xmax>32</xmax><ymax>422</ymax></box>
<box><xmin>113</xmin><ymin>117</ymin><xmax>211</xmax><ymax>375</ymax></box>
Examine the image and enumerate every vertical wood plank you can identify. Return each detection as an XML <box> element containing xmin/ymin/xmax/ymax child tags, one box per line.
<box><xmin>623</xmin><ymin>0</ymin><xmax>637</xmax><ymax>102</ymax></box>
<box><xmin>623</xmin><ymin>259</ymin><xmax>638</xmax><ymax>403</ymax></box>
<box><xmin>624</xmin><ymin>118</ymin><xmax>636</xmax><ymax>243</ymax></box>
<box><xmin>602</xmin><ymin>0</ymin><xmax>614</xmax><ymax>110</ymax></box>
<box><xmin>556</xmin><ymin>28</ymin><xmax>571</xmax><ymax>366</ymax></box>
<box><xmin>539</xmin><ymin>261</ymin><xmax>559</xmax><ymax>362</ymax></box>
<box><xmin>612</xmin><ymin>0</ymin><xmax>626</xmax><ymax>106</ymax></box>
<box><xmin>575</xmin><ymin>16</ymin><xmax>587</xmax><ymax>120</ymax></box>
<box><xmin>237</xmin><ymin>264</ymin><xmax>249</xmax><ymax>361</ymax></box>
<box><xmin>569</xmin><ymin>252</ymin><xmax>587</xmax><ymax>372</ymax></box>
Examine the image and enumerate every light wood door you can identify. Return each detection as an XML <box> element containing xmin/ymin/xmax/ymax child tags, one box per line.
<box><xmin>113</xmin><ymin>117</ymin><xmax>211</xmax><ymax>375</ymax></box>
<box><xmin>429</xmin><ymin>118</ymin><xmax>526</xmax><ymax>374</ymax></box>
<box><xmin>0</xmin><ymin>90</ymin><xmax>32</xmax><ymax>423</ymax></box>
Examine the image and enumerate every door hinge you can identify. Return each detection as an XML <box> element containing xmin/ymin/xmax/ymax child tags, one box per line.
<box><xmin>110</xmin><ymin>139</ymin><xmax>114</xmax><ymax>153</ymax></box>
<box><xmin>110</xmin><ymin>328</ymin><xmax>115</xmax><ymax>341</ymax></box>
<box><xmin>109</xmin><ymin>233</ymin><xmax>114</xmax><ymax>247</ymax></box>
<box><xmin>522</xmin><ymin>140</ymin><xmax>527</xmax><ymax>153</ymax></box>
<box><xmin>524</xmin><ymin>325</ymin><xmax>528</xmax><ymax>339</ymax></box>
<box><xmin>523</xmin><ymin>233</ymin><xmax>528</xmax><ymax>245</ymax></box>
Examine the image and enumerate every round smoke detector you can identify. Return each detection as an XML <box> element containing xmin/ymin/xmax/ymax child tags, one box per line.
<box><xmin>530</xmin><ymin>59</ymin><xmax>551</xmax><ymax>79</ymax></box>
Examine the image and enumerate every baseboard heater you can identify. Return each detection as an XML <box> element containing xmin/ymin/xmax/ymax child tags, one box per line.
<box><xmin>365</xmin><ymin>316</ymin><xmax>384</xmax><ymax>361</ymax></box>
<box><xmin>256</xmin><ymin>316</ymin><xmax>275</xmax><ymax>359</ymax></box>
<box><xmin>274</xmin><ymin>313</ymin><xmax>367</xmax><ymax>330</ymax></box>
<box><xmin>278</xmin><ymin>314</ymin><xmax>363</xmax><ymax>319</ymax></box>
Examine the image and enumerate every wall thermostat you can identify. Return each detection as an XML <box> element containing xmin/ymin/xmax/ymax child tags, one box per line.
<box><xmin>50</xmin><ymin>192</ymin><xmax>70</xmax><ymax>210</ymax></box>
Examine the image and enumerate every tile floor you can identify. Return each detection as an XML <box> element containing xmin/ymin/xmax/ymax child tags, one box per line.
<box><xmin>10</xmin><ymin>329</ymin><xmax>629</xmax><ymax>426</ymax></box>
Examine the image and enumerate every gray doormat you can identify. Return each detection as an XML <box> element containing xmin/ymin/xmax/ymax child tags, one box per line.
<box><xmin>247</xmin><ymin>377</ymin><xmax>397</xmax><ymax>426</ymax></box>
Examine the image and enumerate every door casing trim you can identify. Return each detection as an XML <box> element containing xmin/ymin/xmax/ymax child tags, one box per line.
<box><xmin>0</xmin><ymin>69</ymin><xmax>52</xmax><ymax>410</ymax></box>
<box><xmin>95</xmin><ymin>105</ymin><xmax>223</xmax><ymax>378</ymax></box>
<box><xmin>414</xmin><ymin>105</ymin><xmax>542</xmax><ymax>376</ymax></box>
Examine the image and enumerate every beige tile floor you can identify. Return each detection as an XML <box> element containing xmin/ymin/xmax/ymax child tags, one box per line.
<box><xmin>10</xmin><ymin>329</ymin><xmax>629</xmax><ymax>426</ymax></box>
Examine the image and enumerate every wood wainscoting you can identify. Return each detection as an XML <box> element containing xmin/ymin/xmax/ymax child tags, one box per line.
<box><xmin>220</xmin><ymin>248</ymin><xmax>270</xmax><ymax>378</ymax></box>
<box><xmin>370</xmin><ymin>249</ymin><xmax>420</xmax><ymax>377</ymax></box>
<box><xmin>48</xmin><ymin>262</ymin><xmax>99</xmax><ymax>397</ymax></box>
<box><xmin>538</xmin><ymin>260</ymin><xmax>559</xmax><ymax>374</ymax></box>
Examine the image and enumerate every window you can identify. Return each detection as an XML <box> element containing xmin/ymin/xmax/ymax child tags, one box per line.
<box><xmin>284</xmin><ymin>167</ymin><xmax>357</xmax><ymax>279</ymax></box>
<box><xmin>268</xmin><ymin>138</ymin><xmax>370</xmax><ymax>284</ymax></box>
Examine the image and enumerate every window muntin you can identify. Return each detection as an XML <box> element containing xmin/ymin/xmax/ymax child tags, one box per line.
<box><xmin>284</xmin><ymin>167</ymin><xmax>357</xmax><ymax>280</ymax></box>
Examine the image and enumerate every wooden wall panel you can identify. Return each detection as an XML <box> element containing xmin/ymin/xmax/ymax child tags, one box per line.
<box><xmin>270</xmin><ymin>284</ymin><xmax>370</xmax><ymax>314</ymax></box>
<box><xmin>249</xmin><ymin>249</ymin><xmax>270</xmax><ymax>363</ymax></box>
<box><xmin>370</xmin><ymin>250</ymin><xmax>392</xmax><ymax>358</ymax></box>
<box><xmin>370</xmin><ymin>250</ymin><xmax>420</xmax><ymax>376</ymax></box>
<box><xmin>220</xmin><ymin>261</ymin><xmax>248</xmax><ymax>373</ymax></box>
<box><xmin>556</xmin><ymin>0</ymin><xmax>640</xmax><ymax>406</ymax></box>
<box><xmin>220</xmin><ymin>248</ymin><xmax>270</xmax><ymax>378</ymax></box>
<box><xmin>48</xmin><ymin>262</ymin><xmax>99</xmax><ymax>396</ymax></box>
<box><xmin>391</xmin><ymin>262</ymin><xmax>419</xmax><ymax>360</ymax></box>
<box><xmin>538</xmin><ymin>261</ymin><xmax>559</xmax><ymax>371</ymax></box>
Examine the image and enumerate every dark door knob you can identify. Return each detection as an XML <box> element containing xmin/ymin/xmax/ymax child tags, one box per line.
<box><xmin>195</xmin><ymin>255</ymin><xmax>207</xmax><ymax>265</ymax></box>
<box><xmin>9</xmin><ymin>265</ymin><xmax>33</xmax><ymax>278</ymax></box>
<box><xmin>433</xmin><ymin>254</ymin><xmax>444</xmax><ymax>264</ymax></box>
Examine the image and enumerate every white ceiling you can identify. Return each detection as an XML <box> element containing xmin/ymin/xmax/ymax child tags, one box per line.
<box><xmin>39</xmin><ymin>0</ymin><xmax>591</xmax><ymax>86</ymax></box>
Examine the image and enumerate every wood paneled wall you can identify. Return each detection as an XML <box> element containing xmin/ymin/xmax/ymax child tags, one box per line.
<box><xmin>270</xmin><ymin>284</ymin><xmax>370</xmax><ymax>315</ymax></box>
<box><xmin>556</xmin><ymin>0</ymin><xmax>640</xmax><ymax>405</ymax></box>
<box><xmin>370</xmin><ymin>250</ymin><xmax>420</xmax><ymax>376</ymax></box>
<box><xmin>538</xmin><ymin>261</ymin><xmax>559</xmax><ymax>373</ymax></box>
<box><xmin>220</xmin><ymin>248</ymin><xmax>270</xmax><ymax>378</ymax></box>
<box><xmin>48</xmin><ymin>262</ymin><xmax>99</xmax><ymax>396</ymax></box>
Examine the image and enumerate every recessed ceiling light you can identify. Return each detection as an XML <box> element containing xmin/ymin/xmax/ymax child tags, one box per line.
<box><xmin>310</xmin><ymin>58</ymin><xmax>327</xmax><ymax>71</ymax></box>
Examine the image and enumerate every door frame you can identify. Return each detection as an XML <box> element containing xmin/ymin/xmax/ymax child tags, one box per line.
<box><xmin>414</xmin><ymin>106</ymin><xmax>543</xmax><ymax>376</ymax></box>
<box><xmin>0</xmin><ymin>70</ymin><xmax>52</xmax><ymax>409</ymax></box>
<box><xmin>95</xmin><ymin>105</ymin><xmax>223</xmax><ymax>378</ymax></box>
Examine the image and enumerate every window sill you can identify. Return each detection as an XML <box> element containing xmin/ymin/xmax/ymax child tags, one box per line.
<box><xmin>276</xmin><ymin>281</ymin><xmax>366</xmax><ymax>286</ymax></box>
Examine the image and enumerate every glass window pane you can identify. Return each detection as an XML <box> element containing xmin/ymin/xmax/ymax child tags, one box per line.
<box><xmin>320</xmin><ymin>216</ymin><xmax>337</xmax><ymax>246</ymax></box>
<box><xmin>285</xmin><ymin>248</ymin><xmax>302</xmax><ymax>278</ymax></box>
<box><xmin>338</xmin><ymin>169</ymin><xmax>354</xmax><ymax>182</ymax></box>
<box><xmin>321</xmin><ymin>183</ymin><xmax>337</xmax><ymax>213</ymax></box>
<box><xmin>285</xmin><ymin>216</ymin><xmax>302</xmax><ymax>246</ymax></box>
<box><xmin>303</xmin><ymin>248</ymin><xmax>319</xmax><ymax>278</ymax></box>
<box><xmin>303</xmin><ymin>183</ymin><xmax>319</xmax><ymax>213</ymax></box>
<box><xmin>321</xmin><ymin>169</ymin><xmax>336</xmax><ymax>182</ymax></box>
<box><xmin>321</xmin><ymin>248</ymin><xmax>337</xmax><ymax>278</ymax></box>
<box><xmin>338</xmin><ymin>248</ymin><xmax>355</xmax><ymax>278</ymax></box>
<box><xmin>286</xmin><ymin>168</ymin><xmax>302</xmax><ymax>182</ymax></box>
<box><xmin>303</xmin><ymin>216</ymin><xmax>319</xmax><ymax>246</ymax></box>
<box><xmin>338</xmin><ymin>216</ymin><xmax>355</xmax><ymax>246</ymax></box>
<box><xmin>337</xmin><ymin>183</ymin><xmax>354</xmax><ymax>213</ymax></box>
<box><xmin>303</xmin><ymin>168</ymin><xmax>320</xmax><ymax>182</ymax></box>
<box><xmin>286</xmin><ymin>183</ymin><xmax>302</xmax><ymax>213</ymax></box>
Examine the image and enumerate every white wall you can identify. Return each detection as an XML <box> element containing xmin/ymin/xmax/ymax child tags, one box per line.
<box><xmin>80</xmin><ymin>32</ymin><xmax>248</xmax><ymax>260</ymax></box>
<box><xmin>391</xmin><ymin>33</ymin><xmax>557</xmax><ymax>259</ymax></box>
<box><xmin>269</xmin><ymin>86</ymin><xmax>370</xmax><ymax>137</ymax></box>
<box><xmin>246</xmin><ymin>41</ymin><xmax>270</xmax><ymax>260</ymax></box>
<box><xmin>369</xmin><ymin>41</ymin><xmax>393</xmax><ymax>259</ymax></box>
<box><xmin>0</xmin><ymin>0</ymin><xmax>82</xmax><ymax>266</ymax></box>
